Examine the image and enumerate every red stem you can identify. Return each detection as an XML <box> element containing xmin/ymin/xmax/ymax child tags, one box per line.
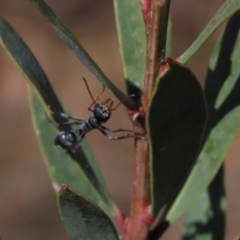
<box><xmin>124</xmin><ymin>138</ymin><xmax>150</xmax><ymax>240</ymax></box>
<box><xmin>123</xmin><ymin>1</ymin><xmax>171</xmax><ymax>239</ymax></box>
<box><xmin>142</xmin><ymin>0</ymin><xmax>170</xmax><ymax>111</ymax></box>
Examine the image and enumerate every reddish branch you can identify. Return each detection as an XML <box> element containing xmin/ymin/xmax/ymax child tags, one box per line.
<box><xmin>121</xmin><ymin>1</ymin><xmax>171</xmax><ymax>240</ymax></box>
<box><xmin>123</xmin><ymin>107</ymin><xmax>151</xmax><ymax>240</ymax></box>
<box><xmin>142</xmin><ymin>0</ymin><xmax>170</xmax><ymax>111</ymax></box>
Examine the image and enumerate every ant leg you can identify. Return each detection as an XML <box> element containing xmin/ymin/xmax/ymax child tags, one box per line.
<box><xmin>48</xmin><ymin>107</ymin><xmax>85</xmax><ymax>122</ymax></box>
<box><xmin>97</xmin><ymin>128</ymin><xmax>136</xmax><ymax>140</ymax></box>
<box><xmin>100</xmin><ymin>125</ymin><xmax>134</xmax><ymax>133</ymax></box>
<box><xmin>45</xmin><ymin>112</ymin><xmax>82</xmax><ymax>127</ymax></box>
<box><xmin>109</xmin><ymin>94</ymin><xmax>134</xmax><ymax>111</ymax></box>
<box><xmin>50</xmin><ymin>120</ymin><xmax>82</xmax><ymax>128</ymax></box>
<box><xmin>69</xmin><ymin>133</ymin><xmax>86</xmax><ymax>153</ymax></box>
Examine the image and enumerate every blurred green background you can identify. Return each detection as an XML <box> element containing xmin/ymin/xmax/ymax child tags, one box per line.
<box><xmin>0</xmin><ymin>0</ymin><xmax>239</xmax><ymax>239</ymax></box>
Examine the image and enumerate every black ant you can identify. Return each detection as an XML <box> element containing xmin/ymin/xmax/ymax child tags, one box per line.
<box><xmin>49</xmin><ymin>78</ymin><xmax>142</xmax><ymax>153</ymax></box>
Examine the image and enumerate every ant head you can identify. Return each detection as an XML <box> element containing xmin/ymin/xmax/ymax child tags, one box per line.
<box><xmin>93</xmin><ymin>103</ymin><xmax>111</xmax><ymax>123</ymax></box>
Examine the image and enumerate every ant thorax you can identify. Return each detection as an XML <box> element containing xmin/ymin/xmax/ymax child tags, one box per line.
<box><xmin>93</xmin><ymin>103</ymin><xmax>111</xmax><ymax>123</ymax></box>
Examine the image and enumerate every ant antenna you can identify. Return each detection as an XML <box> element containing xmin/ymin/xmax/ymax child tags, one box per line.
<box><xmin>82</xmin><ymin>77</ymin><xmax>95</xmax><ymax>102</ymax></box>
<box><xmin>83</xmin><ymin>78</ymin><xmax>106</xmax><ymax>111</ymax></box>
<box><xmin>83</xmin><ymin>77</ymin><xmax>105</xmax><ymax>104</ymax></box>
<box><xmin>109</xmin><ymin>94</ymin><xmax>135</xmax><ymax>111</ymax></box>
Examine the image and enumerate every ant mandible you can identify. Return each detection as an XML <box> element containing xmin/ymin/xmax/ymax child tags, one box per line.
<box><xmin>49</xmin><ymin>78</ymin><xmax>141</xmax><ymax>153</ymax></box>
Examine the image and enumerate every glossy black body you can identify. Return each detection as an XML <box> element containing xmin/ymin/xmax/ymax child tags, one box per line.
<box><xmin>50</xmin><ymin>79</ymin><xmax>137</xmax><ymax>153</ymax></box>
<box><xmin>54</xmin><ymin>103</ymin><xmax>112</xmax><ymax>152</ymax></box>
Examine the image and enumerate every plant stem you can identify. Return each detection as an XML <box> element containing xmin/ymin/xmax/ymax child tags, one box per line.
<box><xmin>124</xmin><ymin>1</ymin><xmax>171</xmax><ymax>239</ymax></box>
<box><xmin>142</xmin><ymin>0</ymin><xmax>170</xmax><ymax>111</ymax></box>
<box><xmin>120</xmin><ymin>107</ymin><xmax>149</xmax><ymax>240</ymax></box>
<box><xmin>124</xmin><ymin>138</ymin><xmax>150</xmax><ymax>240</ymax></box>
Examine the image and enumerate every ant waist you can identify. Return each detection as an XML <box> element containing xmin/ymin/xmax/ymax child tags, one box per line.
<box><xmin>79</xmin><ymin>118</ymin><xmax>100</xmax><ymax>132</ymax></box>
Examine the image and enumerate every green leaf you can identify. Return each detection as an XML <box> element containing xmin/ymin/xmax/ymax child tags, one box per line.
<box><xmin>179</xmin><ymin>11</ymin><xmax>240</xmax><ymax>240</ymax></box>
<box><xmin>113</xmin><ymin>0</ymin><xmax>146</xmax><ymax>89</ymax></box>
<box><xmin>182</xmin><ymin>166</ymin><xmax>226</xmax><ymax>240</ymax></box>
<box><xmin>165</xmin><ymin>105</ymin><xmax>240</xmax><ymax>225</ymax></box>
<box><xmin>147</xmin><ymin>60</ymin><xmax>206</xmax><ymax>215</ymax></box>
<box><xmin>166</xmin><ymin>17</ymin><xmax>172</xmax><ymax>57</ymax></box>
<box><xmin>30</xmin><ymin>91</ymin><xmax>115</xmax><ymax>216</ymax></box>
<box><xmin>156</xmin><ymin>11</ymin><xmax>240</xmax><ymax>231</ymax></box>
<box><xmin>214</xmin><ymin>16</ymin><xmax>240</xmax><ymax>109</ymax></box>
<box><xmin>179</xmin><ymin>0</ymin><xmax>240</xmax><ymax>64</ymax></box>
<box><xmin>0</xmin><ymin>16</ymin><xmax>115</xmax><ymax>216</ymax></box>
<box><xmin>30</xmin><ymin>0</ymin><xmax>134</xmax><ymax>109</ymax></box>
<box><xmin>58</xmin><ymin>185</ymin><xmax>119</xmax><ymax>240</ymax></box>
<box><xmin>180</xmin><ymin>12</ymin><xmax>240</xmax><ymax>239</ymax></box>
<box><xmin>178</xmin><ymin>11</ymin><xmax>240</xmax><ymax>240</ymax></box>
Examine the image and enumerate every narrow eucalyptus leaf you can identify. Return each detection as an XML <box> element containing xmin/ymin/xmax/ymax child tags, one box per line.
<box><xmin>30</xmin><ymin>0</ymin><xmax>134</xmax><ymax>109</ymax></box>
<box><xmin>179</xmin><ymin>0</ymin><xmax>240</xmax><ymax>64</ymax></box>
<box><xmin>0</xmin><ymin>16</ymin><xmax>115</xmax><ymax>216</ymax></box>
<box><xmin>147</xmin><ymin>60</ymin><xmax>206</xmax><ymax>215</ymax></box>
<box><xmin>214</xmin><ymin>11</ymin><xmax>240</xmax><ymax>109</ymax></box>
<box><xmin>155</xmin><ymin>12</ymin><xmax>240</xmax><ymax>231</ymax></box>
<box><xmin>30</xmin><ymin>90</ymin><xmax>115</xmax><ymax>216</ymax></box>
<box><xmin>165</xmin><ymin>106</ymin><xmax>240</xmax><ymax>225</ymax></box>
<box><xmin>166</xmin><ymin>18</ymin><xmax>172</xmax><ymax>57</ymax></box>
<box><xmin>180</xmin><ymin>11</ymin><xmax>240</xmax><ymax>240</ymax></box>
<box><xmin>58</xmin><ymin>185</ymin><xmax>119</xmax><ymax>240</ymax></box>
<box><xmin>113</xmin><ymin>0</ymin><xmax>146</xmax><ymax>89</ymax></box>
<box><xmin>182</xmin><ymin>167</ymin><xmax>225</xmax><ymax>240</ymax></box>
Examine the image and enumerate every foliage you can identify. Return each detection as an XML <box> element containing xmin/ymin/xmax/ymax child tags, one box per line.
<box><xmin>0</xmin><ymin>0</ymin><xmax>240</xmax><ymax>239</ymax></box>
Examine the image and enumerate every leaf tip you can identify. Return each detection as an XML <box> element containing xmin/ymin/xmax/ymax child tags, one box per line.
<box><xmin>52</xmin><ymin>182</ymin><xmax>61</xmax><ymax>192</ymax></box>
<box><xmin>58</xmin><ymin>184</ymin><xmax>68</xmax><ymax>194</ymax></box>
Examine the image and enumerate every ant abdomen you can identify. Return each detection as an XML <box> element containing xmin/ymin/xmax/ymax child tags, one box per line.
<box><xmin>54</xmin><ymin>131</ymin><xmax>77</xmax><ymax>150</ymax></box>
